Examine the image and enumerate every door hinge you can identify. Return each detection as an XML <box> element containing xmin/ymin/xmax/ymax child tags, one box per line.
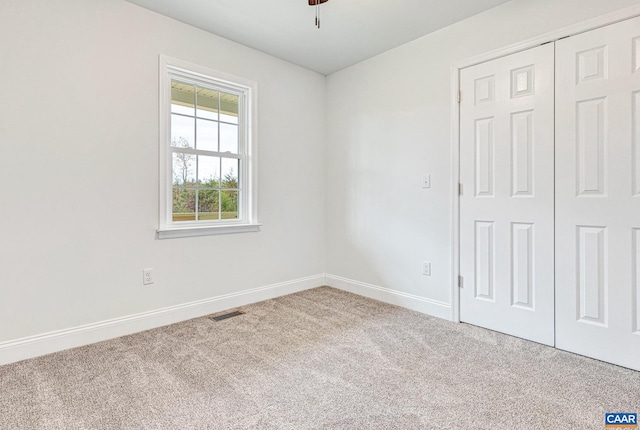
<box><xmin>458</xmin><ymin>275</ymin><xmax>464</xmax><ymax>288</ymax></box>
<box><xmin>457</xmin><ymin>90</ymin><xmax>462</xmax><ymax>103</ymax></box>
<box><xmin>458</xmin><ymin>183</ymin><xmax>463</xmax><ymax>196</ymax></box>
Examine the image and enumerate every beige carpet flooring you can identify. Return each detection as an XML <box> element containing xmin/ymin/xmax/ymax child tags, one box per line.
<box><xmin>1</xmin><ymin>286</ymin><xmax>639</xmax><ymax>429</ymax></box>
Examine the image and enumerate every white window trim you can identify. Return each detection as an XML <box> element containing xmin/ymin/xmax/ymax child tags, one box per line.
<box><xmin>157</xmin><ymin>55</ymin><xmax>260</xmax><ymax>239</ymax></box>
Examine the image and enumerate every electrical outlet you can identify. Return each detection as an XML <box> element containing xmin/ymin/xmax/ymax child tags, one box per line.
<box><xmin>143</xmin><ymin>268</ymin><xmax>154</xmax><ymax>285</ymax></box>
<box><xmin>422</xmin><ymin>261</ymin><xmax>431</xmax><ymax>276</ymax></box>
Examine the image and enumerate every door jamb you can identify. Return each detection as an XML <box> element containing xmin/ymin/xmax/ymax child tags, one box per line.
<box><xmin>449</xmin><ymin>3</ymin><xmax>640</xmax><ymax>323</ymax></box>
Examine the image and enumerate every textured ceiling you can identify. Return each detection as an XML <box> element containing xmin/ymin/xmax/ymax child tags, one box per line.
<box><xmin>126</xmin><ymin>0</ymin><xmax>511</xmax><ymax>75</ymax></box>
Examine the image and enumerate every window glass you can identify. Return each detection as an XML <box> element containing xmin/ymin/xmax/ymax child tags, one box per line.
<box><xmin>160</xmin><ymin>57</ymin><xmax>257</xmax><ymax>237</ymax></box>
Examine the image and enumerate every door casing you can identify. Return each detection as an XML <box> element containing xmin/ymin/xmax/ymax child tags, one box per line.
<box><xmin>450</xmin><ymin>3</ymin><xmax>640</xmax><ymax>323</ymax></box>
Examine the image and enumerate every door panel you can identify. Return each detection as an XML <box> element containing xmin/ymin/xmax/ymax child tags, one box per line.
<box><xmin>555</xmin><ymin>15</ymin><xmax>640</xmax><ymax>371</ymax></box>
<box><xmin>459</xmin><ymin>43</ymin><xmax>555</xmax><ymax>346</ymax></box>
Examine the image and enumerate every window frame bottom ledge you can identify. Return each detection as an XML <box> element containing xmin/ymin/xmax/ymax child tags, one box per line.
<box><xmin>157</xmin><ymin>223</ymin><xmax>261</xmax><ymax>239</ymax></box>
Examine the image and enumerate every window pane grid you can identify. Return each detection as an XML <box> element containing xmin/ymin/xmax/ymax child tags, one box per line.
<box><xmin>171</xmin><ymin>81</ymin><xmax>239</xmax><ymax>148</ymax></box>
<box><xmin>171</xmin><ymin>149</ymin><xmax>242</xmax><ymax>160</ymax></box>
<box><xmin>171</xmin><ymin>111</ymin><xmax>239</xmax><ymax>127</ymax></box>
<box><xmin>168</xmin><ymin>72</ymin><xmax>245</xmax><ymax>226</ymax></box>
<box><xmin>171</xmin><ymin>149</ymin><xmax>242</xmax><ymax>222</ymax></box>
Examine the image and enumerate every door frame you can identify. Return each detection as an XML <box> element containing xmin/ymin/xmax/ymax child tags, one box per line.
<box><xmin>449</xmin><ymin>3</ymin><xmax>640</xmax><ymax>323</ymax></box>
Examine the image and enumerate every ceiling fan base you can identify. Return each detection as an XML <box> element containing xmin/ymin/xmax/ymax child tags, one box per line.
<box><xmin>308</xmin><ymin>0</ymin><xmax>329</xmax><ymax>5</ymax></box>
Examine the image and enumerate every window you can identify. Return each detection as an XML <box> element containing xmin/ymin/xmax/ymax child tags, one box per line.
<box><xmin>158</xmin><ymin>56</ymin><xmax>259</xmax><ymax>238</ymax></box>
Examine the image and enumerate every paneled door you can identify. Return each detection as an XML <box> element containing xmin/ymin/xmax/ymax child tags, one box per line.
<box><xmin>555</xmin><ymin>16</ymin><xmax>640</xmax><ymax>371</ymax></box>
<box><xmin>459</xmin><ymin>44</ymin><xmax>555</xmax><ymax>346</ymax></box>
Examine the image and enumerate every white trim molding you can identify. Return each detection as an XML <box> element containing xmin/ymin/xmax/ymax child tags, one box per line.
<box><xmin>454</xmin><ymin>3</ymin><xmax>640</xmax><ymax>71</ymax></box>
<box><xmin>157</xmin><ymin>223</ymin><xmax>261</xmax><ymax>239</ymax></box>
<box><xmin>158</xmin><ymin>55</ymin><xmax>260</xmax><ymax>239</ymax></box>
<box><xmin>0</xmin><ymin>274</ymin><xmax>325</xmax><ymax>366</ymax></box>
<box><xmin>1</xmin><ymin>274</ymin><xmax>460</xmax><ymax>366</ymax></box>
<box><xmin>326</xmin><ymin>274</ymin><xmax>452</xmax><ymax>321</ymax></box>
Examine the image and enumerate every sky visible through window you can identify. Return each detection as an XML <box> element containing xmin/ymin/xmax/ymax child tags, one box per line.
<box><xmin>170</xmin><ymin>81</ymin><xmax>240</xmax><ymax>222</ymax></box>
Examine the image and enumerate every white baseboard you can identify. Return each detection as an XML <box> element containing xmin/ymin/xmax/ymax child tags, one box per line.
<box><xmin>0</xmin><ymin>274</ymin><xmax>453</xmax><ymax>366</ymax></box>
<box><xmin>326</xmin><ymin>274</ymin><xmax>452</xmax><ymax>321</ymax></box>
<box><xmin>0</xmin><ymin>274</ymin><xmax>325</xmax><ymax>366</ymax></box>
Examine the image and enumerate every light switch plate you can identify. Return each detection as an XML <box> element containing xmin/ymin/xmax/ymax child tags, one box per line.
<box><xmin>422</xmin><ymin>261</ymin><xmax>431</xmax><ymax>276</ymax></box>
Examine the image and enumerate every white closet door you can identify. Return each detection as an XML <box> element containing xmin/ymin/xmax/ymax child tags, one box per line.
<box><xmin>459</xmin><ymin>43</ymin><xmax>555</xmax><ymax>346</ymax></box>
<box><xmin>555</xmin><ymin>16</ymin><xmax>640</xmax><ymax>371</ymax></box>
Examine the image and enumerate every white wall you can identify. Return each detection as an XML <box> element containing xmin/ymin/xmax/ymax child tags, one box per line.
<box><xmin>325</xmin><ymin>0</ymin><xmax>640</xmax><ymax>310</ymax></box>
<box><xmin>0</xmin><ymin>0</ymin><xmax>326</xmax><ymax>343</ymax></box>
<box><xmin>2</xmin><ymin>0</ymin><xmax>639</xmax><ymax>358</ymax></box>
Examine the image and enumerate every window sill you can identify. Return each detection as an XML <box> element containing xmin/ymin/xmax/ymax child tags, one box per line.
<box><xmin>157</xmin><ymin>223</ymin><xmax>261</xmax><ymax>239</ymax></box>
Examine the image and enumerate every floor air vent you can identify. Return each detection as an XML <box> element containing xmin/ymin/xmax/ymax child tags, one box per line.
<box><xmin>209</xmin><ymin>310</ymin><xmax>245</xmax><ymax>322</ymax></box>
